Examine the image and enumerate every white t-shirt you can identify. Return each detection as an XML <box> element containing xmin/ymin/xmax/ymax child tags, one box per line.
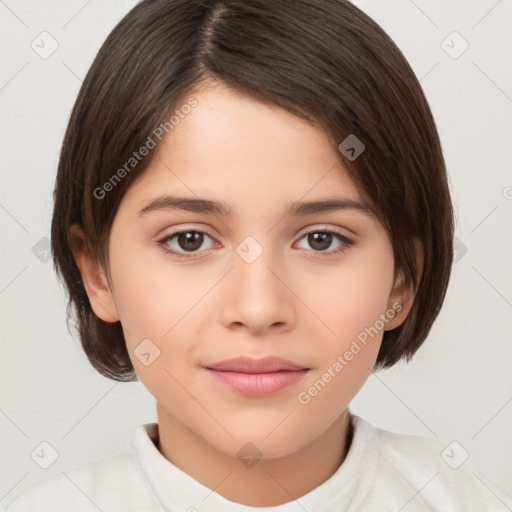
<box><xmin>4</xmin><ymin>414</ymin><xmax>512</xmax><ymax>511</ymax></box>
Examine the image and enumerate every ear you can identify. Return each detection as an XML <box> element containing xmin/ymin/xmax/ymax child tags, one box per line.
<box><xmin>385</xmin><ymin>239</ymin><xmax>424</xmax><ymax>331</ymax></box>
<box><xmin>68</xmin><ymin>223</ymin><xmax>120</xmax><ymax>323</ymax></box>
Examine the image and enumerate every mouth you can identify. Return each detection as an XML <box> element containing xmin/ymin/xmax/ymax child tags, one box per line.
<box><xmin>203</xmin><ymin>356</ymin><xmax>310</xmax><ymax>396</ymax></box>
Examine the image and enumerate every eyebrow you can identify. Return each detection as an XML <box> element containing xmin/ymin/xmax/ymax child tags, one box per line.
<box><xmin>137</xmin><ymin>195</ymin><xmax>376</xmax><ymax>218</ymax></box>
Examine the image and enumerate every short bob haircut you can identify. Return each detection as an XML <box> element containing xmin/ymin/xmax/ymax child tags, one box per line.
<box><xmin>51</xmin><ymin>0</ymin><xmax>454</xmax><ymax>382</ymax></box>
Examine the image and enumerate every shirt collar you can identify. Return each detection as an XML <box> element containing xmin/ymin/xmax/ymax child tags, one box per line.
<box><xmin>133</xmin><ymin>412</ymin><xmax>377</xmax><ymax>511</ymax></box>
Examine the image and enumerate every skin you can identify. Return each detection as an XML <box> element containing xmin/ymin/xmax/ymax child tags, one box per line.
<box><xmin>70</xmin><ymin>79</ymin><xmax>421</xmax><ymax>506</ymax></box>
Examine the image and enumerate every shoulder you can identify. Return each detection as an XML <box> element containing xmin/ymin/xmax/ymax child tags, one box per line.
<box><xmin>4</xmin><ymin>448</ymin><xmax>161</xmax><ymax>512</ymax></box>
<box><xmin>352</xmin><ymin>414</ymin><xmax>512</xmax><ymax>511</ymax></box>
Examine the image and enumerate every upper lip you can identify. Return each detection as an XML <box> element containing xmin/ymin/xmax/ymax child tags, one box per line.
<box><xmin>204</xmin><ymin>356</ymin><xmax>308</xmax><ymax>373</ymax></box>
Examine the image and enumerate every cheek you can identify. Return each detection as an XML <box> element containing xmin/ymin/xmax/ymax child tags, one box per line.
<box><xmin>295</xmin><ymin>262</ymin><xmax>393</xmax><ymax>428</ymax></box>
<box><xmin>108</xmin><ymin>236</ymin><xmax>208</xmax><ymax>338</ymax></box>
<box><xmin>107</xmin><ymin>240</ymin><xmax>219</xmax><ymax>391</ymax></box>
<box><xmin>294</xmin><ymin>242</ymin><xmax>394</xmax><ymax>405</ymax></box>
<box><xmin>302</xmin><ymin>245</ymin><xmax>395</xmax><ymax>345</ymax></box>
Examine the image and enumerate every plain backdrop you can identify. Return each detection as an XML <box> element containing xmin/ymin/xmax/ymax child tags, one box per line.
<box><xmin>1</xmin><ymin>0</ymin><xmax>511</xmax><ymax>507</ymax></box>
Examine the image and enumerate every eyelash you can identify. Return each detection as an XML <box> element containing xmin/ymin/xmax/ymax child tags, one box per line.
<box><xmin>156</xmin><ymin>227</ymin><xmax>354</xmax><ymax>259</ymax></box>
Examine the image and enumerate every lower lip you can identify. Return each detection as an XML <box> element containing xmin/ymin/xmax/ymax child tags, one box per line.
<box><xmin>205</xmin><ymin>368</ymin><xmax>309</xmax><ymax>396</ymax></box>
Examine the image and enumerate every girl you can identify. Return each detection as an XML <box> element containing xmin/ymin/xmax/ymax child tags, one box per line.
<box><xmin>6</xmin><ymin>0</ymin><xmax>511</xmax><ymax>510</ymax></box>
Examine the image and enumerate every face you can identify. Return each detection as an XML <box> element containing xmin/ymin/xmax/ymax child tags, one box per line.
<box><xmin>77</xmin><ymin>80</ymin><xmax>408</xmax><ymax>460</ymax></box>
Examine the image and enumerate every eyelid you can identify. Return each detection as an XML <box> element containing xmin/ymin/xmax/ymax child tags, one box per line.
<box><xmin>158</xmin><ymin>222</ymin><xmax>355</xmax><ymax>239</ymax></box>
<box><xmin>297</xmin><ymin>224</ymin><xmax>354</xmax><ymax>238</ymax></box>
<box><xmin>157</xmin><ymin>223</ymin><xmax>219</xmax><ymax>240</ymax></box>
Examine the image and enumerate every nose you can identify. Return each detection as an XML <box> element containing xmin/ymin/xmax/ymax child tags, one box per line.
<box><xmin>219</xmin><ymin>239</ymin><xmax>296</xmax><ymax>335</ymax></box>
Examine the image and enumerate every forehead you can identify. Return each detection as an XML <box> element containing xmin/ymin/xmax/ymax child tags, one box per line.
<box><xmin>120</xmin><ymin>81</ymin><xmax>364</xmax><ymax>216</ymax></box>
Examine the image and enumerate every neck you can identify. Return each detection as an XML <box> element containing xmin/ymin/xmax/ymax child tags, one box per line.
<box><xmin>155</xmin><ymin>405</ymin><xmax>352</xmax><ymax>507</ymax></box>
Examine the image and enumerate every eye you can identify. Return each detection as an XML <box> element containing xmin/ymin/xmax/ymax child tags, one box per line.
<box><xmin>157</xmin><ymin>230</ymin><xmax>217</xmax><ymax>257</ymax></box>
<box><xmin>295</xmin><ymin>229</ymin><xmax>353</xmax><ymax>255</ymax></box>
<box><xmin>157</xmin><ymin>227</ymin><xmax>354</xmax><ymax>259</ymax></box>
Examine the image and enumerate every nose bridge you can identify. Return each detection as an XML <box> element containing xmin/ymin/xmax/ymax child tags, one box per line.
<box><xmin>233</xmin><ymin>233</ymin><xmax>280</xmax><ymax>290</ymax></box>
<box><xmin>220</xmin><ymin>232</ymin><xmax>293</xmax><ymax>332</ymax></box>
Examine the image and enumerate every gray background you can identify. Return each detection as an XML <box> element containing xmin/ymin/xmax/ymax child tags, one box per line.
<box><xmin>1</xmin><ymin>0</ymin><xmax>511</xmax><ymax>507</ymax></box>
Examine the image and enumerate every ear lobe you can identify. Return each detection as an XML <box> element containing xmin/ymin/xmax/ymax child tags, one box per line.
<box><xmin>68</xmin><ymin>223</ymin><xmax>120</xmax><ymax>323</ymax></box>
<box><xmin>385</xmin><ymin>239</ymin><xmax>424</xmax><ymax>331</ymax></box>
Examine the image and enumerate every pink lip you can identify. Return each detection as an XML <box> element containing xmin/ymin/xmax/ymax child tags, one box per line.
<box><xmin>205</xmin><ymin>368</ymin><xmax>309</xmax><ymax>396</ymax></box>
<box><xmin>203</xmin><ymin>356</ymin><xmax>310</xmax><ymax>397</ymax></box>
<box><xmin>205</xmin><ymin>356</ymin><xmax>308</xmax><ymax>373</ymax></box>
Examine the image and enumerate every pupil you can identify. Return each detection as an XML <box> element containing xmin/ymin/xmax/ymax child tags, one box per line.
<box><xmin>179</xmin><ymin>232</ymin><xmax>203</xmax><ymax>251</ymax></box>
<box><xmin>309</xmin><ymin>232</ymin><xmax>331</xmax><ymax>251</ymax></box>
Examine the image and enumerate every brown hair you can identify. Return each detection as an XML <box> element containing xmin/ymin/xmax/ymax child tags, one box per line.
<box><xmin>51</xmin><ymin>0</ymin><xmax>454</xmax><ymax>381</ymax></box>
